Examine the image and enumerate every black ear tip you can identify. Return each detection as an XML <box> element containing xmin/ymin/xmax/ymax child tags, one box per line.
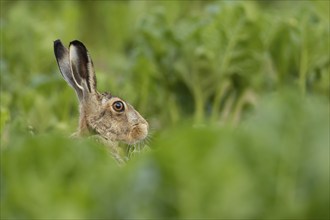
<box><xmin>54</xmin><ymin>39</ymin><xmax>64</xmax><ymax>50</ymax></box>
<box><xmin>54</xmin><ymin>39</ymin><xmax>66</xmax><ymax>58</ymax></box>
<box><xmin>69</xmin><ymin>40</ymin><xmax>87</xmax><ymax>50</ymax></box>
<box><xmin>54</xmin><ymin>39</ymin><xmax>62</xmax><ymax>47</ymax></box>
<box><xmin>70</xmin><ymin>40</ymin><xmax>83</xmax><ymax>45</ymax></box>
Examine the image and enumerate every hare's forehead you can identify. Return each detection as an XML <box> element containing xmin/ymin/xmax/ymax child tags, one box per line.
<box><xmin>101</xmin><ymin>96</ymin><xmax>110</xmax><ymax>105</ymax></box>
<box><xmin>100</xmin><ymin>92</ymin><xmax>112</xmax><ymax>104</ymax></box>
<box><xmin>100</xmin><ymin>95</ymin><xmax>127</xmax><ymax>106</ymax></box>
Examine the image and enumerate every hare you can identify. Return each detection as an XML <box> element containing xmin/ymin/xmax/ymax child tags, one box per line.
<box><xmin>53</xmin><ymin>40</ymin><xmax>149</xmax><ymax>164</ymax></box>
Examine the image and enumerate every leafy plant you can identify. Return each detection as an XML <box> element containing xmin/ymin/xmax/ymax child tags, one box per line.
<box><xmin>1</xmin><ymin>1</ymin><xmax>329</xmax><ymax>219</ymax></box>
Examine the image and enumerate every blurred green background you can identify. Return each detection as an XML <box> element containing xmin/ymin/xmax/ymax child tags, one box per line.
<box><xmin>1</xmin><ymin>0</ymin><xmax>329</xmax><ymax>219</ymax></box>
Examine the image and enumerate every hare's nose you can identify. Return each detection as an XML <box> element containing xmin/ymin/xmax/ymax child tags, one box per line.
<box><xmin>133</xmin><ymin>119</ymin><xmax>148</xmax><ymax>129</ymax></box>
<box><xmin>142</xmin><ymin>118</ymin><xmax>149</xmax><ymax>129</ymax></box>
<box><xmin>140</xmin><ymin>123</ymin><xmax>148</xmax><ymax>134</ymax></box>
<box><xmin>129</xmin><ymin>121</ymin><xmax>148</xmax><ymax>143</ymax></box>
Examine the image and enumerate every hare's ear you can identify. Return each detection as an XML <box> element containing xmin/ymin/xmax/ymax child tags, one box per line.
<box><xmin>69</xmin><ymin>40</ymin><xmax>97</xmax><ymax>96</ymax></box>
<box><xmin>54</xmin><ymin>39</ymin><xmax>83</xmax><ymax>101</ymax></box>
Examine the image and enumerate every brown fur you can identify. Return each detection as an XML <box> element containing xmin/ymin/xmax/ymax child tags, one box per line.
<box><xmin>54</xmin><ymin>40</ymin><xmax>149</xmax><ymax>163</ymax></box>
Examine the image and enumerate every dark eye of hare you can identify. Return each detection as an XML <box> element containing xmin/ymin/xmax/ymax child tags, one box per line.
<box><xmin>112</xmin><ymin>101</ymin><xmax>125</xmax><ymax>112</ymax></box>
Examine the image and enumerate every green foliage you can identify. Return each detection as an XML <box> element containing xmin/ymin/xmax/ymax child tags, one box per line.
<box><xmin>1</xmin><ymin>92</ymin><xmax>329</xmax><ymax>219</ymax></box>
<box><xmin>129</xmin><ymin>1</ymin><xmax>329</xmax><ymax>123</ymax></box>
<box><xmin>1</xmin><ymin>0</ymin><xmax>329</xmax><ymax>219</ymax></box>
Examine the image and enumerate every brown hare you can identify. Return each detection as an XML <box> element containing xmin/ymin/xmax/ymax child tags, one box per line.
<box><xmin>54</xmin><ymin>40</ymin><xmax>149</xmax><ymax>164</ymax></box>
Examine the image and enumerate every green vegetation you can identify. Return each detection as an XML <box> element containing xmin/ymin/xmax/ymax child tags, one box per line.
<box><xmin>1</xmin><ymin>1</ymin><xmax>329</xmax><ymax>219</ymax></box>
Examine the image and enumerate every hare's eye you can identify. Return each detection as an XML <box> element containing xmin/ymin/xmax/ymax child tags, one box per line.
<box><xmin>112</xmin><ymin>101</ymin><xmax>125</xmax><ymax>112</ymax></box>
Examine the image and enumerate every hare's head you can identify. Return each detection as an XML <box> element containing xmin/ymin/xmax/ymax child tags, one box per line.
<box><xmin>54</xmin><ymin>40</ymin><xmax>148</xmax><ymax>145</ymax></box>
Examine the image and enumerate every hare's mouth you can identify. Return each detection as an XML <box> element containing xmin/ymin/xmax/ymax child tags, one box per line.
<box><xmin>127</xmin><ymin>123</ymin><xmax>148</xmax><ymax>145</ymax></box>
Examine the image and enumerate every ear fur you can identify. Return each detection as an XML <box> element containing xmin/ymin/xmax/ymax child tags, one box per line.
<box><xmin>69</xmin><ymin>40</ymin><xmax>97</xmax><ymax>95</ymax></box>
<box><xmin>54</xmin><ymin>39</ymin><xmax>83</xmax><ymax>100</ymax></box>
